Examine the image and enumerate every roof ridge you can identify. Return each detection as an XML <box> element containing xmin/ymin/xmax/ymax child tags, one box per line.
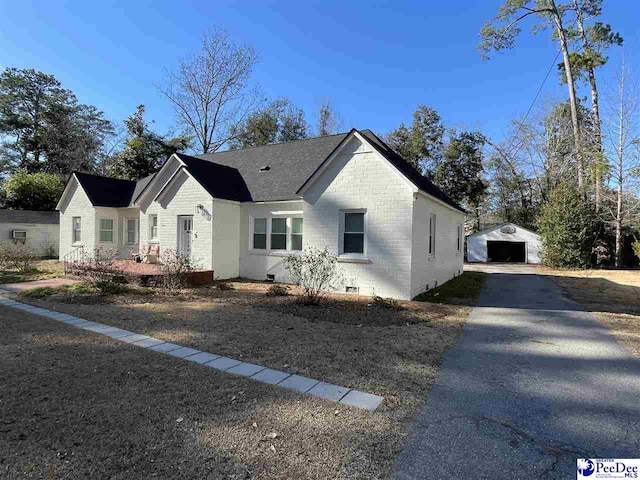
<box><xmin>176</xmin><ymin>152</ymin><xmax>242</xmax><ymax>171</ymax></box>
<box><xmin>73</xmin><ymin>170</ymin><xmax>137</xmax><ymax>183</ymax></box>
<box><xmin>197</xmin><ymin>131</ymin><xmax>351</xmax><ymax>157</ymax></box>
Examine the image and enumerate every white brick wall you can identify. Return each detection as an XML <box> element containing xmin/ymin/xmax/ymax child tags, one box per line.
<box><xmin>0</xmin><ymin>223</ymin><xmax>59</xmax><ymax>257</ymax></box>
<box><xmin>140</xmin><ymin>171</ymin><xmax>214</xmax><ymax>269</ymax></box>
<box><xmin>58</xmin><ymin>180</ymin><xmax>95</xmax><ymax>259</ymax></box>
<box><xmin>303</xmin><ymin>136</ymin><xmax>415</xmax><ymax>299</ymax></box>
<box><xmin>410</xmin><ymin>194</ymin><xmax>465</xmax><ymax>298</ymax></box>
<box><xmin>212</xmin><ymin>199</ymin><xmax>241</xmax><ymax>278</ymax></box>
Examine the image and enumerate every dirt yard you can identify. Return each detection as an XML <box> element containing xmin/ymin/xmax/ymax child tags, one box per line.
<box><xmin>4</xmin><ymin>274</ymin><xmax>482</xmax><ymax>479</ymax></box>
<box><xmin>539</xmin><ymin>267</ymin><xmax>640</xmax><ymax>357</ymax></box>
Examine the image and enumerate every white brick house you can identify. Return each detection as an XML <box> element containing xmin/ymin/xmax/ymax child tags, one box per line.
<box><xmin>57</xmin><ymin>129</ymin><xmax>465</xmax><ymax>299</ymax></box>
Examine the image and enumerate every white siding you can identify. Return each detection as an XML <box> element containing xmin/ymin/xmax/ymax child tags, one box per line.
<box><xmin>212</xmin><ymin>199</ymin><xmax>241</xmax><ymax>278</ymax></box>
<box><xmin>58</xmin><ymin>180</ymin><xmax>95</xmax><ymax>259</ymax></box>
<box><xmin>239</xmin><ymin>201</ymin><xmax>303</xmax><ymax>282</ymax></box>
<box><xmin>410</xmin><ymin>194</ymin><xmax>465</xmax><ymax>298</ymax></box>
<box><xmin>140</xmin><ymin>171</ymin><xmax>214</xmax><ymax>269</ymax></box>
<box><xmin>467</xmin><ymin>223</ymin><xmax>541</xmax><ymax>264</ymax></box>
<box><xmin>302</xmin><ymin>136</ymin><xmax>415</xmax><ymax>299</ymax></box>
<box><xmin>0</xmin><ymin>223</ymin><xmax>59</xmax><ymax>257</ymax></box>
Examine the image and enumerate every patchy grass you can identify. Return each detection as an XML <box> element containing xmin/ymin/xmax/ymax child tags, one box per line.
<box><xmin>17</xmin><ymin>280</ymin><xmax>474</xmax><ymax>479</ymax></box>
<box><xmin>20</xmin><ymin>281</ymin><xmax>152</xmax><ymax>299</ymax></box>
<box><xmin>414</xmin><ymin>272</ymin><xmax>487</xmax><ymax>305</ymax></box>
<box><xmin>540</xmin><ymin>267</ymin><xmax>640</xmax><ymax>357</ymax></box>
<box><xmin>0</xmin><ymin>259</ymin><xmax>63</xmax><ymax>284</ymax></box>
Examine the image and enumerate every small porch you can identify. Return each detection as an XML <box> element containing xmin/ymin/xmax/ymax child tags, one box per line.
<box><xmin>63</xmin><ymin>250</ymin><xmax>214</xmax><ymax>287</ymax></box>
<box><xmin>110</xmin><ymin>260</ymin><xmax>215</xmax><ymax>287</ymax></box>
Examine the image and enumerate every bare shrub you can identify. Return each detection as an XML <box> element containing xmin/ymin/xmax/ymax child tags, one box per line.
<box><xmin>215</xmin><ymin>280</ymin><xmax>234</xmax><ymax>291</ymax></box>
<box><xmin>0</xmin><ymin>243</ymin><xmax>37</xmax><ymax>272</ymax></box>
<box><xmin>159</xmin><ymin>249</ymin><xmax>196</xmax><ymax>291</ymax></box>
<box><xmin>283</xmin><ymin>247</ymin><xmax>342</xmax><ymax>305</ymax></box>
<box><xmin>372</xmin><ymin>293</ymin><xmax>402</xmax><ymax>310</ymax></box>
<box><xmin>73</xmin><ymin>248</ymin><xmax>125</xmax><ymax>293</ymax></box>
<box><xmin>266</xmin><ymin>284</ymin><xmax>289</xmax><ymax>297</ymax></box>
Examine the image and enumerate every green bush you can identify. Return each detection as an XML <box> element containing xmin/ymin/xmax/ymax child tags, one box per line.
<box><xmin>537</xmin><ymin>184</ymin><xmax>596</xmax><ymax>268</ymax></box>
<box><xmin>633</xmin><ymin>240</ymin><xmax>640</xmax><ymax>263</ymax></box>
<box><xmin>3</xmin><ymin>171</ymin><xmax>64</xmax><ymax>211</ymax></box>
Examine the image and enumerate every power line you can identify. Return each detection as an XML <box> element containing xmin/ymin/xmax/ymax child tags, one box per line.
<box><xmin>503</xmin><ymin>47</ymin><xmax>562</xmax><ymax>160</ymax></box>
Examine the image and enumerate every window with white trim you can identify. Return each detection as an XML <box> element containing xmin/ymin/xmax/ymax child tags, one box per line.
<box><xmin>253</xmin><ymin>218</ymin><xmax>267</xmax><ymax>249</ymax></box>
<box><xmin>251</xmin><ymin>216</ymin><xmax>304</xmax><ymax>252</ymax></box>
<box><xmin>125</xmin><ymin>218</ymin><xmax>137</xmax><ymax>245</ymax></box>
<box><xmin>343</xmin><ymin>212</ymin><xmax>365</xmax><ymax>254</ymax></box>
<box><xmin>271</xmin><ymin>218</ymin><xmax>287</xmax><ymax>250</ymax></box>
<box><xmin>291</xmin><ymin>218</ymin><xmax>303</xmax><ymax>251</ymax></box>
<box><xmin>149</xmin><ymin>214</ymin><xmax>158</xmax><ymax>240</ymax></box>
<box><xmin>72</xmin><ymin>217</ymin><xmax>82</xmax><ymax>243</ymax></box>
<box><xmin>456</xmin><ymin>224</ymin><xmax>463</xmax><ymax>253</ymax></box>
<box><xmin>428</xmin><ymin>213</ymin><xmax>436</xmax><ymax>256</ymax></box>
<box><xmin>99</xmin><ymin>219</ymin><xmax>114</xmax><ymax>242</ymax></box>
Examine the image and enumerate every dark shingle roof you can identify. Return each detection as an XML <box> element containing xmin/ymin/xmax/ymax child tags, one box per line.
<box><xmin>0</xmin><ymin>209</ymin><xmax>59</xmax><ymax>224</ymax></box>
<box><xmin>196</xmin><ymin>133</ymin><xmax>349</xmax><ymax>202</ymax></box>
<box><xmin>71</xmin><ymin>129</ymin><xmax>464</xmax><ymax>213</ymax></box>
<box><xmin>74</xmin><ymin>172</ymin><xmax>155</xmax><ymax>208</ymax></box>
<box><xmin>196</xmin><ymin>129</ymin><xmax>464</xmax><ymax>212</ymax></box>
<box><xmin>132</xmin><ymin>173</ymin><xmax>155</xmax><ymax>202</ymax></box>
<box><xmin>359</xmin><ymin>130</ymin><xmax>465</xmax><ymax>213</ymax></box>
<box><xmin>175</xmin><ymin>153</ymin><xmax>253</xmax><ymax>202</ymax></box>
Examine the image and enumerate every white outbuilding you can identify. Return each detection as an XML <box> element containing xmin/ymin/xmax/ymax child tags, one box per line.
<box><xmin>0</xmin><ymin>209</ymin><xmax>59</xmax><ymax>257</ymax></box>
<box><xmin>466</xmin><ymin>223</ymin><xmax>541</xmax><ymax>264</ymax></box>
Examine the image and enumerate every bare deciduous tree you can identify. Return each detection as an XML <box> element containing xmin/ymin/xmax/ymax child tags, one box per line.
<box><xmin>315</xmin><ymin>98</ymin><xmax>343</xmax><ymax>136</ymax></box>
<box><xmin>479</xmin><ymin>0</ymin><xmax>586</xmax><ymax>198</ymax></box>
<box><xmin>600</xmin><ymin>56</ymin><xmax>640</xmax><ymax>266</ymax></box>
<box><xmin>158</xmin><ymin>28</ymin><xmax>260</xmax><ymax>153</ymax></box>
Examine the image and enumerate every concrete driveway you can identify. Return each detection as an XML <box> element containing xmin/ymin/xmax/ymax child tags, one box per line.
<box><xmin>394</xmin><ymin>264</ymin><xmax>640</xmax><ymax>479</ymax></box>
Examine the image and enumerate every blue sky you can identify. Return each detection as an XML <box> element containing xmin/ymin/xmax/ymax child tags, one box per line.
<box><xmin>0</xmin><ymin>0</ymin><xmax>637</xmax><ymax>149</ymax></box>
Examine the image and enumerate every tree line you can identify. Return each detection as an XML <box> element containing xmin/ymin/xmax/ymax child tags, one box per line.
<box><xmin>480</xmin><ymin>0</ymin><xmax>639</xmax><ymax>268</ymax></box>
<box><xmin>0</xmin><ymin>27</ymin><xmax>344</xmax><ymax>210</ymax></box>
<box><xmin>1</xmin><ymin>1</ymin><xmax>637</xmax><ymax>268</ymax></box>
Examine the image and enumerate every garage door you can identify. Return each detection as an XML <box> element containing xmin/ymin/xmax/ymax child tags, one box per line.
<box><xmin>486</xmin><ymin>241</ymin><xmax>526</xmax><ymax>263</ymax></box>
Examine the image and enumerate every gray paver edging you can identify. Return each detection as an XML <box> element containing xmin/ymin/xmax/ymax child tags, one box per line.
<box><xmin>0</xmin><ymin>296</ymin><xmax>384</xmax><ymax>412</ymax></box>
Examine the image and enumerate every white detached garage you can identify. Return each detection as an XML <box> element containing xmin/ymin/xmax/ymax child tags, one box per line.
<box><xmin>466</xmin><ymin>223</ymin><xmax>541</xmax><ymax>264</ymax></box>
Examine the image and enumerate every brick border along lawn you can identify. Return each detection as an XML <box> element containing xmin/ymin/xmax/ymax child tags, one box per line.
<box><xmin>0</xmin><ymin>294</ymin><xmax>383</xmax><ymax>411</ymax></box>
<box><xmin>4</xmin><ymin>276</ymin><xmax>480</xmax><ymax>479</ymax></box>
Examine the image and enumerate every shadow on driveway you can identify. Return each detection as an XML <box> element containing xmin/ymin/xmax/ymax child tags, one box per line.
<box><xmin>394</xmin><ymin>269</ymin><xmax>640</xmax><ymax>480</ymax></box>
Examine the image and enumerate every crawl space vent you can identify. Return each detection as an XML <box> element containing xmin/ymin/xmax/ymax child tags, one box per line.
<box><xmin>266</xmin><ymin>274</ymin><xmax>275</xmax><ymax>282</ymax></box>
<box><xmin>345</xmin><ymin>286</ymin><xmax>359</xmax><ymax>294</ymax></box>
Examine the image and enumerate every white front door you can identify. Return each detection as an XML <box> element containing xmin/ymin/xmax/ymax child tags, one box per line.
<box><xmin>177</xmin><ymin>215</ymin><xmax>193</xmax><ymax>258</ymax></box>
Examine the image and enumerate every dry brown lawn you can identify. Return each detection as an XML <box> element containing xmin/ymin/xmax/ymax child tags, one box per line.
<box><xmin>6</xmin><ymin>278</ymin><xmax>478</xmax><ymax>479</ymax></box>
<box><xmin>0</xmin><ymin>259</ymin><xmax>63</xmax><ymax>284</ymax></box>
<box><xmin>539</xmin><ymin>267</ymin><xmax>640</xmax><ymax>357</ymax></box>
